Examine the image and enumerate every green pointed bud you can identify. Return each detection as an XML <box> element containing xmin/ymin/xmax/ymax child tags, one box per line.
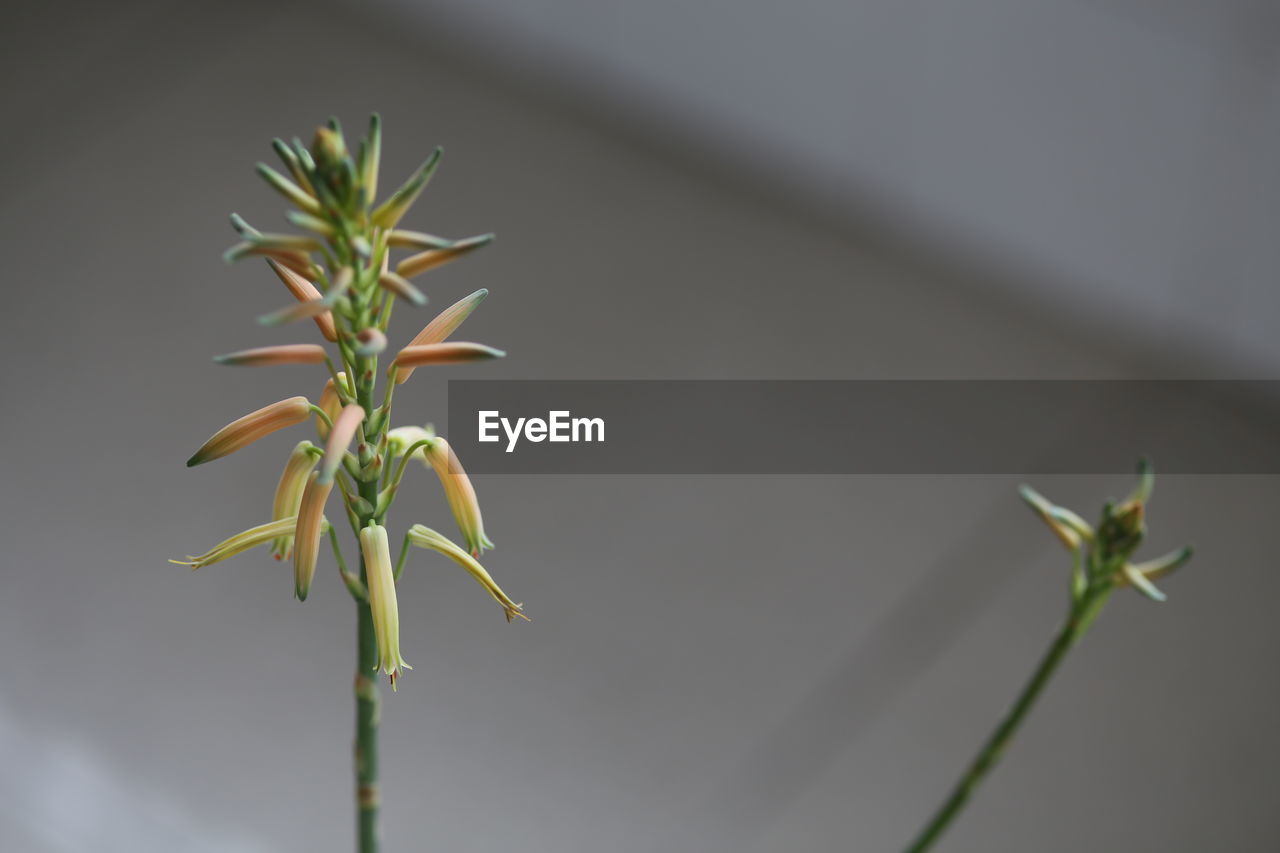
<box><xmin>286</xmin><ymin>210</ymin><xmax>336</xmax><ymax>237</ymax></box>
<box><xmin>229</xmin><ymin>213</ymin><xmax>260</xmax><ymax>237</ymax></box>
<box><xmin>362</xmin><ymin>113</ymin><xmax>382</xmax><ymax>202</ymax></box>
<box><xmin>371</xmin><ymin>147</ymin><xmax>442</xmax><ymax>228</ymax></box>
<box><xmin>256</xmin><ymin>163</ymin><xmax>321</xmax><ymax>214</ymax></box>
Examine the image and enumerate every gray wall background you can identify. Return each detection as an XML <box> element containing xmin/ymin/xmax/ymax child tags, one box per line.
<box><xmin>1</xmin><ymin>1</ymin><xmax>1277</xmax><ymax>850</ymax></box>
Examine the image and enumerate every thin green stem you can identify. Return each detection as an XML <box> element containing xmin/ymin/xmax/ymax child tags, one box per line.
<box><xmin>902</xmin><ymin>592</ymin><xmax>1100</xmax><ymax>853</ymax></box>
<box><xmin>354</xmin><ymin>382</ymin><xmax>383</xmax><ymax>852</ymax></box>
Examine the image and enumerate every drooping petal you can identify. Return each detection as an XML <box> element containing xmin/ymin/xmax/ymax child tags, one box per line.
<box><xmin>407</xmin><ymin>525</ymin><xmax>525</xmax><ymax>621</ymax></box>
<box><xmin>187</xmin><ymin>396</ymin><xmax>311</xmax><ymax>467</ymax></box>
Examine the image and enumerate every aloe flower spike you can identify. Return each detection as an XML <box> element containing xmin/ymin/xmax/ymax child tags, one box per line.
<box><xmin>360</xmin><ymin>522</ymin><xmax>412</xmax><ymax>688</ymax></box>
<box><xmin>187</xmin><ymin>396</ymin><xmax>311</xmax><ymax>467</ymax></box>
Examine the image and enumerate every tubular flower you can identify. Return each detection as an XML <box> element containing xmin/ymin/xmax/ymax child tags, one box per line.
<box><xmin>408</xmin><ymin>525</ymin><xmax>525</xmax><ymax>622</ymax></box>
<box><xmin>360</xmin><ymin>523</ymin><xmax>412</xmax><ymax>688</ymax></box>
<box><xmin>214</xmin><ymin>344</ymin><xmax>328</xmax><ymax>366</ymax></box>
<box><xmin>172</xmin><ymin>516</ymin><xmax>313</xmax><ymax>569</ymax></box>
<box><xmin>265</xmin><ymin>259</ymin><xmax>337</xmax><ymax>341</ymax></box>
<box><xmin>386</xmin><ymin>425</ymin><xmax>434</xmax><ymax>458</ymax></box>
<box><xmin>270</xmin><ymin>441</ymin><xmax>319</xmax><ymax>559</ymax></box>
<box><xmin>321</xmin><ymin>404</ymin><xmax>365</xmax><ymax>483</ymax></box>
<box><xmin>422</xmin><ymin>436</ymin><xmax>494</xmax><ymax>556</ymax></box>
<box><xmin>187</xmin><ymin>395</ymin><xmax>311</xmax><ymax>467</ymax></box>
<box><xmin>293</xmin><ymin>471</ymin><xmax>334</xmax><ymax>600</ymax></box>
<box><xmin>316</xmin><ymin>372</ymin><xmax>347</xmax><ymax>439</ymax></box>
<box><xmin>395</xmin><ymin>289</ymin><xmax>488</xmax><ymax>384</ymax></box>
<box><xmin>393</xmin><ymin>342</ymin><xmax>505</xmax><ymax>369</ymax></box>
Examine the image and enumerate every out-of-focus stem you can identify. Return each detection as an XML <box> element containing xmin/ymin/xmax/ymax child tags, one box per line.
<box><xmin>902</xmin><ymin>588</ymin><xmax>1105</xmax><ymax>853</ymax></box>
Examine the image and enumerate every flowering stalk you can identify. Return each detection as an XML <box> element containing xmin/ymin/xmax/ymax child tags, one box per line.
<box><xmin>176</xmin><ymin>115</ymin><xmax>526</xmax><ymax>853</ymax></box>
<box><xmin>903</xmin><ymin>461</ymin><xmax>1193</xmax><ymax>852</ymax></box>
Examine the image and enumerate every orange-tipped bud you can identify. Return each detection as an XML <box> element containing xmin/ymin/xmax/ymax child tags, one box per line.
<box><xmin>293</xmin><ymin>471</ymin><xmax>334</xmax><ymax>600</ymax></box>
<box><xmin>187</xmin><ymin>396</ymin><xmax>311</xmax><ymax>467</ymax></box>
<box><xmin>266</xmin><ymin>259</ymin><xmax>338</xmax><ymax>342</ymax></box>
<box><xmin>408</xmin><ymin>525</ymin><xmax>525</xmax><ymax>622</ymax></box>
<box><xmin>422</xmin><ymin>436</ymin><xmax>494</xmax><ymax>557</ymax></box>
<box><xmin>320</xmin><ymin>404</ymin><xmax>365</xmax><ymax>484</ymax></box>
<box><xmin>395</xmin><ymin>234</ymin><xmax>493</xmax><ymax>279</ymax></box>
<box><xmin>214</xmin><ymin>344</ymin><xmax>328</xmax><ymax>367</ymax></box>
<box><xmin>360</xmin><ymin>522</ymin><xmax>412</xmax><ymax>688</ymax></box>
<box><xmin>316</xmin><ymin>373</ymin><xmax>348</xmax><ymax>440</ymax></box>
<box><xmin>270</xmin><ymin>441</ymin><xmax>319</xmax><ymax>559</ymax></box>
<box><xmin>394</xmin><ymin>289</ymin><xmax>488</xmax><ymax>384</ymax></box>
<box><xmin>393</xmin><ymin>342</ymin><xmax>505</xmax><ymax>370</ymax></box>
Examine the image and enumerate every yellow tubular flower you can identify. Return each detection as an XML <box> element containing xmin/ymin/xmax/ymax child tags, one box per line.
<box><xmin>293</xmin><ymin>471</ymin><xmax>333</xmax><ymax>600</ymax></box>
<box><xmin>271</xmin><ymin>441</ymin><xmax>319</xmax><ymax>559</ymax></box>
<box><xmin>171</xmin><ymin>516</ymin><xmax>316</xmax><ymax>569</ymax></box>
<box><xmin>187</xmin><ymin>396</ymin><xmax>311</xmax><ymax>467</ymax></box>
<box><xmin>360</xmin><ymin>523</ymin><xmax>411</xmax><ymax>688</ymax></box>
<box><xmin>408</xmin><ymin>525</ymin><xmax>525</xmax><ymax>622</ymax></box>
<box><xmin>422</xmin><ymin>436</ymin><xmax>494</xmax><ymax>557</ymax></box>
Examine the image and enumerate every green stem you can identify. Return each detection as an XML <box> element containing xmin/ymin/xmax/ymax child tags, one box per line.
<box><xmin>354</xmin><ymin>380</ymin><xmax>382</xmax><ymax>852</ymax></box>
<box><xmin>903</xmin><ymin>596</ymin><xmax>1095</xmax><ymax>853</ymax></box>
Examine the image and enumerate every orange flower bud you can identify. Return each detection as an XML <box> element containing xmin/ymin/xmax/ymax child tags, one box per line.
<box><xmin>293</xmin><ymin>471</ymin><xmax>334</xmax><ymax>601</ymax></box>
<box><xmin>393</xmin><ymin>342</ymin><xmax>505</xmax><ymax>370</ymax></box>
<box><xmin>187</xmin><ymin>396</ymin><xmax>311</xmax><ymax>467</ymax></box>
<box><xmin>266</xmin><ymin>259</ymin><xmax>338</xmax><ymax>342</ymax></box>
<box><xmin>214</xmin><ymin>344</ymin><xmax>328</xmax><ymax>366</ymax></box>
